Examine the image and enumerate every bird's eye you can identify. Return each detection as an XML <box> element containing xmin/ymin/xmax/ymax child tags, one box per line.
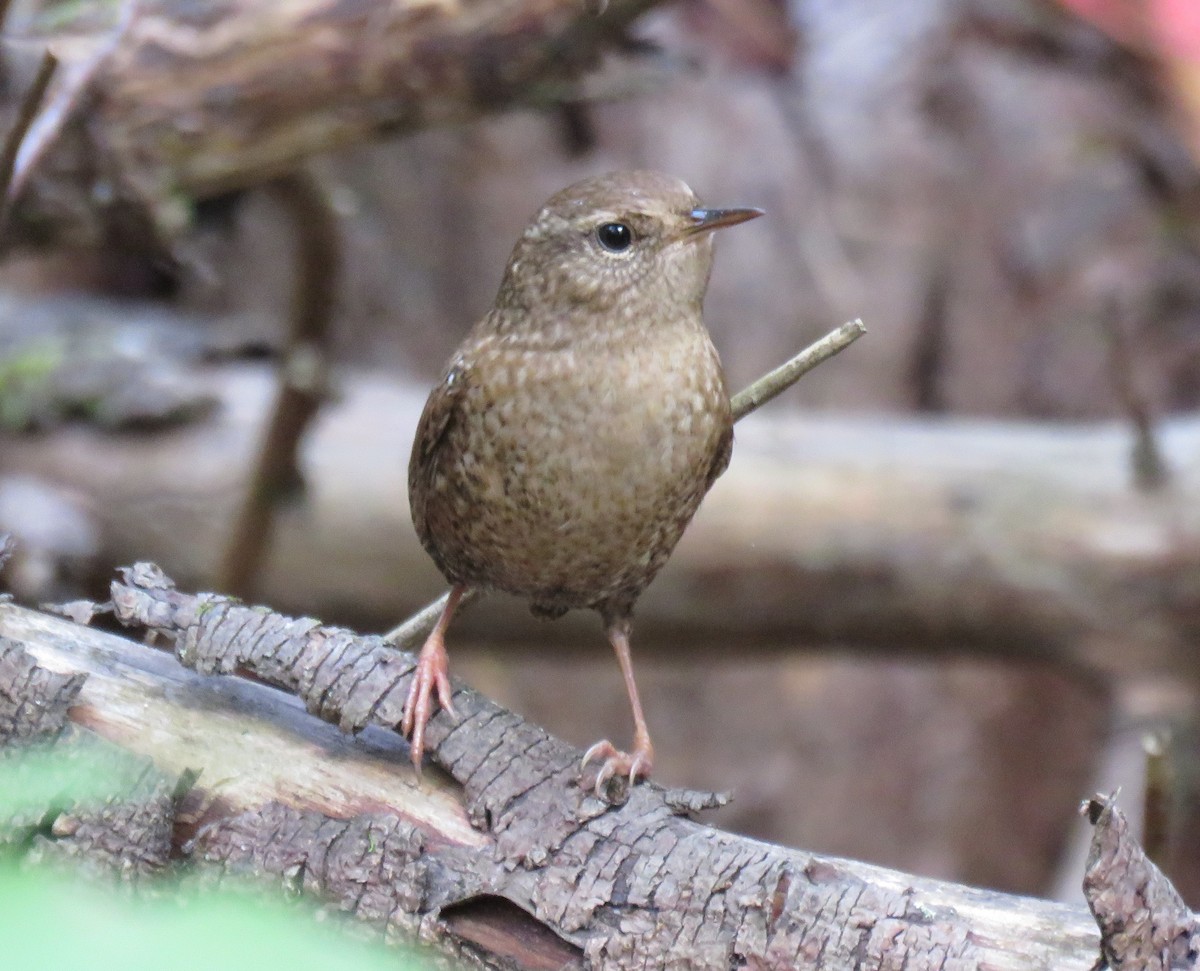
<box><xmin>596</xmin><ymin>222</ymin><xmax>633</xmax><ymax>252</ymax></box>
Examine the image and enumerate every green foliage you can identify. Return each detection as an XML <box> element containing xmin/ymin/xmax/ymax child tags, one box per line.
<box><xmin>0</xmin><ymin>867</ymin><xmax>428</xmax><ymax>971</ymax></box>
<box><xmin>0</xmin><ymin>339</ymin><xmax>63</xmax><ymax>431</ymax></box>
<box><xmin>0</xmin><ymin>742</ymin><xmax>132</xmax><ymax>819</ymax></box>
<box><xmin>32</xmin><ymin>0</ymin><xmax>125</xmax><ymax>34</ymax></box>
<box><xmin>0</xmin><ymin>749</ymin><xmax>431</xmax><ymax>970</ymax></box>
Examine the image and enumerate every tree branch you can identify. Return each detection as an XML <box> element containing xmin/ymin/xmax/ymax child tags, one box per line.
<box><xmin>218</xmin><ymin>170</ymin><xmax>340</xmax><ymax>598</ymax></box>
<box><xmin>9</xmin><ymin>323</ymin><xmax>1200</xmax><ymax>678</ymax></box>
<box><xmin>8</xmin><ymin>0</ymin><xmax>667</xmax><ymax>248</ymax></box>
<box><xmin>729</xmin><ymin>317</ymin><xmax>864</xmax><ymax>421</ymax></box>
<box><xmin>0</xmin><ymin>49</ymin><xmax>57</xmax><ymax>226</ymax></box>
<box><xmin>1082</xmin><ymin>793</ymin><xmax>1200</xmax><ymax>967</ymax></box>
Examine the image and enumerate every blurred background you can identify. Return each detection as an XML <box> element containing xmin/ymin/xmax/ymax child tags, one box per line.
<box><xmin>2</xmin><ymin>0</ymin><xmax>1199</xmax><ymax>908</ymax></box>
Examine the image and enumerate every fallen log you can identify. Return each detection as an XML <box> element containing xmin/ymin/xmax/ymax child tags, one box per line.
<box><xmin>5</xmin><ymin>361</ymin><xmax>1200</xmax><ymax>681</ymax></box>
<box><xmin>0</xmin><ymin>568</ymin><xmax>1130</xmax><ymax>970</ymax></box>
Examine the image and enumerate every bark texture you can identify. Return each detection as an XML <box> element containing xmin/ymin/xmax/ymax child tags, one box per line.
<box><xmin>1083</xmin><ymin>794</ymin><xmax>1200</xmax><ymax>970</ymax></box>
<box><xmin>0</xmin><ymin>632</ymin><xmax>82</xmax><ymax>740</ymax></box>
<box><xmin>0</xmin><ymin>636</ymin><xmax>175</xmax><ymax>875</ymax></box>
<box><xmin>0</xmin><ymin>567</ymin><xmax>1121</xmax><ymax>969</ymax></box>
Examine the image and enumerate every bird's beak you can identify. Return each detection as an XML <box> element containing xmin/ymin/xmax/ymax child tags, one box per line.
<box><xmin>681</xmin><ymin>207</ymin><xmax>765</xmax><ymax>237</ymax></box>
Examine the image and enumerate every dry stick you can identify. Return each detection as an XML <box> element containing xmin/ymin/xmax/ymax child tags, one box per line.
<box><xmin>1101</xmin><ymin>300</ymin><xmax>1168</xmax><ymax>491</ymax></box>
<box><xmin>386</xmin><ymin>589</ymin><xmax>467</xmax><ymax>648</ymax></box>
<box><xmin>0</xmin><ymin>50</ymin><xmax>57</xmax><ymax>219</ymax></box>
<box><xmin>219</xmin><ymin>171</ymin><xmax>340</xmax><ymax>598</ymax></box>
<box><xmin>0</xmin><ymin>1</ymin><xmax>134</xmax><ymax>236</ymax></box>
<box><xmin>383</xmin><ymin>317</ymin><xmax>867</xmax><ymax>645</ymax></box>
<box><xmin>730</xmin><ymin>317</ymin><xmax>864</xmax><ymax>421</ymax></box>
<box><xmin>6</xmin><ymin>0</ymin><xmax>138</xmax><ymax>217</ymax></box>
<box><xmin>1142</xmin><ymin>730</ymin><xmax>1173</xmax><ymax>870</ymax></box>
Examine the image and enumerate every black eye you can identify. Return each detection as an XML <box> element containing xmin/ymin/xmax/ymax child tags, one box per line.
<box><xmin>596</xmin><ymin>222</ymin><xmax>633</xmax><ymax>252</ymax></box>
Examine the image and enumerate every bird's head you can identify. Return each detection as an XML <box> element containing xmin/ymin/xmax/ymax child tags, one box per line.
<box><xmin>494</xmin><ymin>171</ymin><xmax>762</xmax><ymax>327</ymax></box>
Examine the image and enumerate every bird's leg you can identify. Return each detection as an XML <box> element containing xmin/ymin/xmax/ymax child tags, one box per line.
<box><xmin>401</xmin><ymin>583</ymin><xmax>467</xmax><ymax>771</ymax></box>
<box><xmin>582</xmin><ymin>617</ymin><xmax>655</xmax><ymax>796</ymax></box>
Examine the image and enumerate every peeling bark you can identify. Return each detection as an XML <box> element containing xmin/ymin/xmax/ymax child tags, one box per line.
<box><xmin>0</xmin><ymin>570</ymin><xmax>1114</xmax><ymax>969</ymax></box>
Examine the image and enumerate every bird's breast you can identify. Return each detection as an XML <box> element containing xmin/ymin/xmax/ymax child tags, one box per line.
<box><xmin>475</xmin><ymin>324</ymin><xmax>725</xmax><ymax>480</ymax></box>
<box><xmin>418</xmin><ymin>319</ymin><xmax>731</xmax><ymax>609</ymax></box>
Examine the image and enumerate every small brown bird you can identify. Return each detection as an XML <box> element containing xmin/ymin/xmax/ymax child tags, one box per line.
<box><xmin>404</xmin><ymin>170</ymin><xmax>762</xmax><ymax>792</ymax></box>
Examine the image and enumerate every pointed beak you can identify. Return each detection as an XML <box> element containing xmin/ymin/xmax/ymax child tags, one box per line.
<box><xmin>681</xmin><ymin>207</ymin><xmax>765</xmax><ymax>237</ymax></box>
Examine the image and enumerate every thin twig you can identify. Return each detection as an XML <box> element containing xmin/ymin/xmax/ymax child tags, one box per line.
<box><xmin>0</xmin><ymin>49</ymin><xmax>56</xmax><ymax>218</ymax></box>
<box><xmin>909</xmin><ymin>258</ymin><xmax>949</xmax><ymax>413</ymax></box>
<box><xmin>1101</xmin><ymin>298</ymin><xmax>1168</xmax><ymax>491</ymax></box>
<box><xmin>384</xmin><ymin>318</ymin><xmax>867</xmax><ymax>644</ymax></box>
<box><xmin>6</xmin><ymin>0</ymin><xmax>138</xmax><ymax>212</ymax></box>
<box><xmin>219</xmin><ymin>171</ymin><xmax>341</xmax><ymax>598</ymax></box>
<box><xmin>1142</xmin><ymin>730</ymin><xmax>1173</xmax><ymax>869</ymax></box>
<box><xmin>730</xmin><ymin>317</ymin><xmax>865</xmax><ymax>421</ymax></box>
<box><xmin>385</xmin><ymin>588</ymin><xmax>482</xmax><ymax>647</ymax></box>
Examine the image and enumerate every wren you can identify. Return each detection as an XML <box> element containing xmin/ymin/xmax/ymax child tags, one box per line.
<box><xmin>404</xmin><ymin>171</ymin><xmax>762</xmax><ymax>794</ymax></box>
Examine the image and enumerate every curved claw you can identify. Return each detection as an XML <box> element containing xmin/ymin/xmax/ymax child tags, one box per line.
<box><xmin>581</xmin><ymin>739</ymin><xmax>614</xmax><ymax>771</ymax></box>
<box><xmin>581</xmin><ymin>738</ymin><xmax>653</xmax><ymax>799</ymax></box>
<box><xmin>595</xmin><ymin>763</ymin><xmax>616</xmax><ymax>799</ymax></box>
<box><xmin>625</xmin><ymin>749</ymin><xmax>651</xmax><ymax>786</ymax></box>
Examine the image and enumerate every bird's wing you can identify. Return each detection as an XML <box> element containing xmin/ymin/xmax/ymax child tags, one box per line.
<box><xmin>408</xmin><ymin>358</ymin><xmax>469</xmax><ymax>531</ymax></box>
<box><xmin>706</xmin><ymin>422</ymin><xmax>734</xmax><ymax>492</ymax></box>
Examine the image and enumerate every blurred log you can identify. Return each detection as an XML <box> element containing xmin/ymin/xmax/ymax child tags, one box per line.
<box><xmin>5</xmin><ymin>359</ymin><xmax>1200</xmax><ymax>681</ymax></box>
<box><xmin>0</xmin><ymin>587</ymin><xmax>1106</xmax><ymax>969</ymax></box>
<box><xmin>3</xmin><ymin>0</ymin><xmax>657</xmax><ymax>249</ymax></box>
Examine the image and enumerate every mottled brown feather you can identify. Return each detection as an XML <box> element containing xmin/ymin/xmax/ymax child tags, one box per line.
<box><xmin>409</xmin><ymin>170</ymin><xmax>751</xmax><ymax>621</ymax></box>
<box><xmin>409</xmin><ymin>359</ymin><xmax>468</xmax><ymax>570</ymax></box>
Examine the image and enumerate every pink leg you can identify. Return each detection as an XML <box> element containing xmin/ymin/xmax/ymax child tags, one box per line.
<box><xmin>581</xmin><ymin>618</ymin><xmax>655</xmax><ymax>796</ymax></box>
<box><xmin>400</xmin><ymin>584</ymin><xmax>466</xmax><ymax>770</ymax></box>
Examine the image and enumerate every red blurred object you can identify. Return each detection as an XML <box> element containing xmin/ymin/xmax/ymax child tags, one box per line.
<box><xmin>1057</xmin><ymin>0</ymin><xmax>1200</xmax><ymax>157</ymax></box>
<box><xmin>1056</xmin><ymin>0</ymin><xmax>1199</xmax><ymax>60</ymax></box>
<box><xmin>1157</xmin><ymin>0</ymin><xmax>1200</xmax><ymax>61</ymax></box>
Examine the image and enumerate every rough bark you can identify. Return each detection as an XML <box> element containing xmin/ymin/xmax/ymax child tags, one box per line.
<box><xmin>0</xmin><ymin>629</ymin><xmax>83</xmax><ymax>741</ymax></box>
<box><xmin>0</xmin><ymin>568</ymin><xmax>1114</xmax><ymax>969</ymax></box>
<box><xmin>1082</xmin><ymin>794</ymin><xmax>1200</xmax><ymax>969</ymax></box>
<box><xmin>6</xmin><ymin>360</ymin><xmax>1200</xmax><ymax>682</ymax></box>
<box><xmin>3</xmin><ymin>0</ymin><xmax>655</xmax><ymax>250</ymax></box>
<box><xmin>0</xmin><ymin>634</ymin><xmax>175</xmax><ymax>874</ymax></box>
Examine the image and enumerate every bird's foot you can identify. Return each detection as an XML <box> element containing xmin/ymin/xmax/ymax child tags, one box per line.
<box><xmin>400</xmin><ymin>634</ymin><xmax>456</xmax><ymax>771</ymax></box>
<box><xmin>581</xmin><ymin>738</ymin><xmax>654</xmax><ymax>799</ymax></box>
